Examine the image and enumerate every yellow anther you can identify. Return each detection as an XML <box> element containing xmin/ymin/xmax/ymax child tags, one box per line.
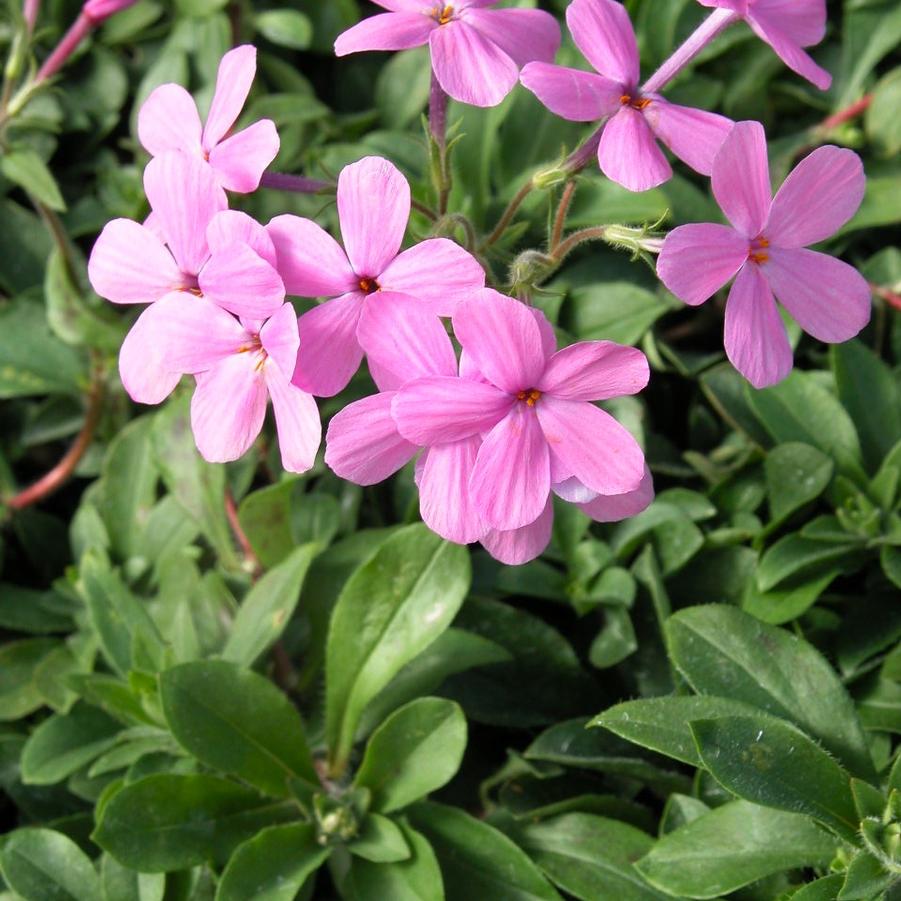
<box><xmin>438</xmin><ymin>4</ymin><xmax>453</xmax><ymax>24</ymax></box>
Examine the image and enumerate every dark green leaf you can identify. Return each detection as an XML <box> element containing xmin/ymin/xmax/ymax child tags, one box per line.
<box><xmin>348</xmin><ymin>813</ymin><xmax>411</xmax><ymax>863</ymax></box>
<box><xmin>2</xmin><ymin>149</ymin><xmax>66</xmax><ymax>211</ymax></box>
<box><xmin>0</xmin><ymin>638</ymin><xmax>59</xmax><ymax>720</ymax></box>
<box><xmin>764</xmin><ymin>443</ymin><xmax>833</xmax><ymax>528</ymax></box>
<box><xmin>0</xmin><ymin>828</ymin><xmax>101</xmax><ymax>901</ymax></box>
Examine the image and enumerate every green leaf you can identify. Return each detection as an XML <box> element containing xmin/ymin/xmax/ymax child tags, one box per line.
<box><xmin>883</xmin><ymin>545</ymin><xmax>901</xmax><ymax>590</ymax></box>
<box><xmin>222</xmin><ymin>543</ymin><xmax>319</xmax><ymax>666</ymax></box>
<box><xmin>254</xmin><ymin>9</ymin><xmax>312</xmax><ymax>48</ymax></box>
<box><xmin>354</xmin><ymin>698</ymin><xmax>467</xmax><ymax>814</ymax></box>
<box><xmin>566</xmin><ymin>281</ymin><xmax>673</xmax><ymax>346</ymax></box>
<box><xmin>764</xmin><ymin>443</ymin><xmax>834</xmax><ymax>528</ymax></box>
<box><xmin>593</xmin><ymin>696</ymin><xmax>761</xmax><ymax>767</ymax></box>
<box><xmin>344</xmin><ymin>820</ymin><xmax>444</xmax><ymax>901</ymax></box>
<box><xmin>160</xmin><ymin>660</ymin><xmax>318</xmax><ymax>797</ymax></box>
<box><xmin>516</xmin><ymin>813</ymin><xmax>669</xmax><ymax>901</ymax></box>
<box><xmin>791</xmin><ymin>875</ymin><xmax>846</xmax><ymax>901</ymax></box>
<box><xmin>0</xmin><ymin>828</ymin><xmax>101</xmax><ymax>901</ymax></box>
<box><xmin>756</xmin><ymin>533</ymin><xmax>865</xmax><ymax>593</ymax></box>
<box><xmin>741</xmin><ymin>567</ymin><xmax>841</xmax><ymax>626</ymax></box>
<box><xmin>838</xmin><ymin>851</ymin><xmax>894</xmax><ymax>900</ymax></box>
<box><xmin>832</xmin><ymin>341</ymin><xmax>901</xmax><ymax>474</ymax></box>
<box><xmin>588</xmin><ymin>607</ymin><xmax>637</xmax><ymax>669</ymax></box>
<box><xmin>746</xmin><ymin>371</ymin><xmax>866</xmax><ymax>481</ymax></box>
<box><xmin>690</xmin><ymin>715</ymin><xmax>858</xmax><ymax>841</ymax></box>
<box><xmin>92</xmin><ymin>774</ymin><xmax>296</xmax><ymax>872</ymax></box>
<box><xmin>0</xmin><ymin>638</ymin><xmax>58</xmax><ymax>720</ymax></box>
<box><xmin>866</xmin><ymin>67</ymin><xmax>901</xmax><ymax>157</ymax></box>
<box><xmin>325</xmin><ymin>525</ymin><xmax>470</xmax><ymax>771</ymax></box>
<box><xmin>348</xmin><ymin>813</ymin><xmax>411</xmax><ymax>863</ymax></box>
<box><xmin>20</xmin><ymin>702</ymin><xmax>121</xmax><ymax>785</ymax></box>
<box><xmin>0</xmin><ymin>584</ymin><xmax>74</xmax><ymax>634</ymax></box>
<box><xmin>216</xmin><ymin>823</ymin><xmax>329</xmax><ymax>901</ymax></box>
<box><xmin>376</xmin><ymin>47</ymin><xmax>432</xmax><ymax>130</ymax></box>
<box><xmin>409</xmin><ymin>802</ymin><xmax>562</xmax><ymax>900</ymax></box>
<box><xmin>100</xmin><ymin>855</ymin><xmax>165</xmax><ymax>901</ymax></box>
<box><xmin>635</xmin><ymin>800</ymin><xmax>837</xmax><ymax>899</ymax></box>
<box><xmin>666</xmin><ymin>605</ymin><xmax>875</xmax><ymax>779</ymax></box>
<box><xmin>1</xmin><ymin>149</ymin><xmax>66</xmax><ymax>211</ymax></box>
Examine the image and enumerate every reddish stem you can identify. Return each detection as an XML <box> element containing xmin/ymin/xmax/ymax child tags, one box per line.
<box><xmin>818</xmin><ymin>94</ymin><xmax>873</xmax><ymax>131</ymax></box>
<box><xmin>551</xmin><ymin>181</ymin><xmax>577</xmax><ymax>253</ymax></box>
<box><xmin>7</xmin><ymin>377</ymin><xmax>103</xmax><ymax>511</ymax></box>
<box><xmin>871</xmin><ymin>282</ymin><xmax>901</xmax><ymax>312</ymax></box>
<box><xmin>224</xmin><ymin>488</ymin><xmax>261</xmax><ymax>576</ymax></box>
<box><xmin>35</xmin><ymin>12</ymin><xmax>92</xmax><ymax>82</ymax></box>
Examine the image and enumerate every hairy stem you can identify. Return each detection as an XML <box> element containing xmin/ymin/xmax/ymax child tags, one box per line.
<box><xmin>429</xmin><ymin>70</ymin><xmax>451</xmax><ymax>214</ymax></box>
<box><xmin>551</xmin><ymin>225</ymin><xmax>608</xmax><ymax>263</ymax></box>
<box><xmin>550</xmin><ymin>181</ymin><xmax>577</xmax><ymax>253</ymax></box>
<box><xmin>480</xmin><ymin>179</ymin><xmax>535</xmax><ymax>252</ymax></box>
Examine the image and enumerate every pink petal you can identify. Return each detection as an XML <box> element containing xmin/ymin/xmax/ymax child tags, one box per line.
<box><xmin>207</xmin><ymin>210</ymin><xmax>277</xmax><ymax>269</ymax></box>
<box><xmin>118</xmin><ymin>306</ymin><xmax>183</xmax><ymax>405</ymax></box>
<box><xmin>430</xmin><ymin>20</ymin><xmax>519</xmax><ymax>107</ymax></box>
<box><xmin>578</xmin><ymin>466</ymin><xmax>654</xmax><ymax>521</ymax></box>
<box><xmin>751</xmin><ymin>0</ymin><xmax>826</xmax><ymax>47</ymax></box>
<box><xmin>143</xmin><ymin>152</ymin><xmax>227</xmax><ymax>276</ymax></box>
<box><xmin>133</xmin><ymin>293</ymin><xmax>249</xmax><ymax>374</ymax></box>
<box><xmin>325</xmin><ymin>392</ymin><xmax>418</xmax><ymax>485</ymax></box>
<box><xmin>481</xmin><ymin>498</ymin><xmax>553</xmax><ymax>565</ymax></box>
<box><xmin>536</xmin><ymin>397</ymin><xmax>644</xmax><ymax>496</ymax></box>
<box><xmin>267</xmin><ymin>215</ymin><xmax>357</xmax><ymax>298</ymax></box>
<box><xmin>470</xmin><ymin>404</ymin><xmax>550</xmax><ymax>531</ymax></box>
<box><xmin>338</xmin><ymin>156</ymin><xmax>410</xmax><ymax>278</ymax></box>
<box><xmin>598</xmin><ymin>107</ymin><xmax>672</xmax><ymax>192</ymax></box>
<box><xmin>697</xmin><ymin>0</ymin><xmax>747</xmax><ymax>11</ymax></box>
<box><xmin>392</xmin><ymin>376</ymin><xmax>514</xmax><ymax>445</ymax></box>
<box><xmin>293</xmin><ymin>293</ymin><xmax>366</xmax><ymax>397</ymax></box>
<box><xmin>566</xmin><ymin>0</ymin><xmax>638</xmax><ymax>87</ymax></box>
<box><xmin>203</xmin><ymin>45</ymin><xmax>257</xmax><ymax>151</ymax></box>
<box><xmin>199</xmin><ymin>244</ymin><xmax>285</xmax><ymax>320</ymax></box>
<box><xmin>334</xmin><ymin>12</ymin><xmax>436</xmax><ymax>55</ymax></box>
<box><xmin>419</xmin><ymin>437</ymin><xmax>486</xmax><ymax>544</ymax></box>
<box><xmin>553</xmin><ymin>477</ymin><xmax>597</xmax><ymax>504</ymax></box>
<box><xmin>453</xmin><ymin>289</ymin><xmax>547</xmax><ymax>394</ymax></box>
<box><xmin>538</xmin><ymin>342</ymin><xmax>649</xmax><ymax>401</ymax></box>
<box><xmin>643</xmin><ymin>99</ymin><xmax>733</xmax><ymax>176</ymax></box>
<box><xmin>723</xmin><ymin>263</ymin><xmax>793</xmax><ymax>389</ymax></box>
<box><xmin>373</xmin><ymin>0</ymin><xmax>435</xmax><ymax>10</ymax></box>
<box><xmin>137</xmin><ymin>84</ymin><xmax>203</xmax><ymax>158</ymax></box>
<box><xmin>766</xmin><ymin>146</ymin><xmax>865</xmax><ymax>248</ymax></box>
<box><xmin>209</xmin><ymin>120</ymin><xmax>281</xmax><ymax>194</ymax></box>
<box><xmin>259</xmin><ymin>302</ymin><xmax>301</xmax><ymax>380</ymax></box>
<box><xmin>657</xmin><ymin>224</ymin><xmax>750</xmax><ymax>306</ymax></box>
<box><xmin>191</xmin><ymin>356</ymin><xmax>268</xmax><ymax>464</ymax></box>
<box><xmin>378</xmin><ymin>238</ymin><xmax>486</xmax><ymax>317</ymax></box>
<box><xmin>747</xmin><ymin>12</ymin><xmax>831</xmax><ymax>90</ymax></box>
<box><xmin>357</xmin><ymin>292</ymin><xmax>457</xmax><ymax>390</ymax></box>
<box><xmin>462</xmin><ymin>7</ymin><xmax>561</xmax><ymax>67</ymax></box>
<box><xmin>711</xmin><ymin>120</ymin><xmax>772</xmax><ymax>238</ymax></box>
<box><xmin>519</xmin><ymin>62</ymin><xmax>623</xmax><ymax>122</ymax></box>
<box><xmin>265</xmin><ymin>362</ymin><xmax>320</xmax><ymax>474</ymax></box>
<box><xmin>88</xmin><ymin>219</ymin><xmax>185</xmax><ymax>304</ymax></box>
<box><xmin>764</xmin><ymin>248</ymin><xmax>871</xmax><ymax>344</ymax></box>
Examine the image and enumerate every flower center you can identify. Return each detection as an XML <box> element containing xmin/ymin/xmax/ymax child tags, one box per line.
<box><xmin>748</xmin><ymin>236</ymin><xmax>770</xmax><ymax>265</ymax></box>
<box><xmin>620</xmin><ymin>94</ymin><xmax>652</xmax><ymax>111</ymax></box>
<box><xmin>517</xmin><ymin>389</ymin><xmax>542</xmax><ymax>408</ymax></box>
<box><xmin>359</xmin><ymin>276</ymin><xmax>381</xmax><ymax>295</ymax></box>
<box><xmin>430</xmin><ymin>4</ymin><xmax>454</xmax><ymax>25</ymax></box>
<box><xmin>237</xmin><ymin>334</ymin><xmax>268</xmax><ymax>370</ymax></box>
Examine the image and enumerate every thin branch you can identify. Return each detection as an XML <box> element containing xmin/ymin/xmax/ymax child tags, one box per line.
<box><xmin>550</xmin><ymin>181</ymin><xmax>577</xmax><ymax>253</ymax></box>
<box><xmin>224</xmin><ymin>488</ymin><xmax>262</xmax><ymax>577</ymax></box>
<box><xmin>871</xmin><ymin>282</ymin><xmax>901</xmax><ymax>312</ymax></box>
<box><xmin>817</xmin><ymin>94</ymin><xmax>873</xmax><ymax>133</ymax></box>
<box><xmin>479</xmin><ymin>179</ymin><xmax>534</xmax><ymax>252</ymax></box>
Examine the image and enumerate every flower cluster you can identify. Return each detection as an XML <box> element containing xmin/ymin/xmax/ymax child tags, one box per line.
<box><xmin>89</xmin><ymin>0</ymin><xmax>871</xmax><ymax>565</ymax></box>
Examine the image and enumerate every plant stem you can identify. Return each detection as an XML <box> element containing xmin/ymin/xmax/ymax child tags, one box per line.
<box><xmin>7</xmin><ymin>365</ymin><xmax>103</xmax><ymax>510</ymax></box>
<box><xmin>641</xmin><ymin>8</ymin><xmax>738</xmax><ymax>94</ymax></box>
<box><xmin>429</xmin><ymin>70</ymin><xmax>451</xmax><ymax>215</ymax></box>
<box><xmin>817</xmin><ymin>94</ymin><xmax>873</xmax><ymax>132</ymax></box>
<box><xmin>871</xmin><ymin>282</ymin><xmax>901</xmax><ymax>312</ymax></box>
<box><xmin>479</xmin><ymin>179</ymin><xmax>534</xmax><ymax>252</ymax></box>
<box><xmin>551</xmin><ymin>225</ymin><xmax>608</xmax><ymax>263</ymax></box>
<box><xmin>23</xmin><ymin>0</ymin><xmax>40</xmax><ymax>32</ymax></box>
<box><xmin>259</xmin><ymin>171</ymin><xmax>332</xmax><ymax>193</ymax></box>
<box><xmin>224</xmin><ymin>488</ymin><xmax>261</xmax><ymax>576</ymax></box>
<box><xmin>550</xmin><ymin>181</ymin><xmax>577</xmax><ymax>253</ymax></box>
<box><xmin>35</xmin><ymin>12</ymin><xmax>92</xmax><ymax>83</ymax></box>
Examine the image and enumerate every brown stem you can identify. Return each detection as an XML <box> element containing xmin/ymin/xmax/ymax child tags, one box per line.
<box><xmin>479</xmin><ymin>179</ymin><xmax>534</xmax><ymax>252</ymax></box>
<box><xmin>551</xmin><ymin>225</ymin><xmax>607</xmax><ymax>263</ymax></box>
<box><xmin>7</xmin><ymin>370</ymin><xmax>103</xmax><ymax>510</ymax></box>
<box><xmin>411</xmin><ymin>198</ymin><xmax>438</xmax><ymax>222</ymax></box>
<box><xmin>550</xmin><ymin>181</ymin><xmax>577</xmax><ymax>253</ymax></box>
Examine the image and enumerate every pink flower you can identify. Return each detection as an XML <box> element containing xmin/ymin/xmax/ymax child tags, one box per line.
<box><xmin>88</xmin><ymin>152</ymin><xmax>286</xmax><ymax>404</ymax></box>
<box><xmin>138</xmin><ymin>46</ymin><xmax>279</xmax><ymax>193</ymax></box>
<box><xmin>267</xmin><ymin>155</ymin><xmax>485</xmax><ymax>397</ymax></box>
<box><xmin>520</xmin><ymin>0</ymin><xmax>733</xmax><ymax>192</ymax></box>
<box><xmin>83</xmin><ymin>0</ymin><xmax>138</xmax><ymax>22</ymax></box>
<box><xmin>696</xmin><ymin>0</ymin><xmax>830</xmax><ymax>90</ymax></box>
<box><xmin>657</xmin><ymin>121</ymin><xmax>870</xmax><ymax>389</ymax></box>
<box><xmin>123</xmin><ymin>300</ymin><xmax>320</xmax><ymax>472</ymax></box>
<box><xmin>326</xmin><ymin>292</ymin><xmax>653</xmax><ymax>564</ymax></box>
<box><xmin>334</xmin><ymin>0</ymin><xmax>560</xmax><ymax>108</ymax></box>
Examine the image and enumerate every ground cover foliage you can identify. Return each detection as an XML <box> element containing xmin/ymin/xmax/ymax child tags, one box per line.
<box><xmin>1</xmin><ymin>0</ymin><xmax>901</xmax><ymax>898</ymax></box>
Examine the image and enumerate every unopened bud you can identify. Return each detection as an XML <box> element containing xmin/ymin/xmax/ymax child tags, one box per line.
<box><xmin>82</xmin><ymin>0</ymin><xmax>139</xmax><ymax>23</ymax></box>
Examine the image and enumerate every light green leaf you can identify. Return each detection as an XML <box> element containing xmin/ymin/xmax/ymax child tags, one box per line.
<box><xmin>100</xmin><ymin>855</ymin><xmax>165</xmax><ymax>901</ymax></box>
<box><xmin>764</xmin><ymin>443</ymin><xmax>834</xmax><ymax>528</ymax></box>
<box><xmin>255</xmin><ymin>9</ymin><xmax>312</xmax><ymax>48</ymax></box>
<box><xmin>1</xmin><ymin>149</ymin><xmax>66</xmax><ymax>211</ymax></box>
<box><xmin>1</xmin><ymin>828</ymin><xmax>101</xmax><ymax>901</ymax></box>
<box><xmin>348</xmin><ymin>813</ymin><xmax>411</xmax><ymax>863</ymax></box>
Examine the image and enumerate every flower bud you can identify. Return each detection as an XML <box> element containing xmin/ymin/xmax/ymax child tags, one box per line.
<box><xmin>82</xmin><ymin>0</ymin><xmax>138</xmax><ymax>24</ymax></box>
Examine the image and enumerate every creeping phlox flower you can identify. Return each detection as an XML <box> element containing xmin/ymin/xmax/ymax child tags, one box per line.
<box><xmin>138</xmin><ymin>45</ymin><xmax>279</xmax><ymax>193</ymax></box>
<box><xmin>521</xmin><ymin>0</ymin><xmax>733</xmax><ymax>192</ymax></box>
<box><xmin>334</xmin><ymin>0</ymin><xmax>561</xmax><ymax>108</ymax></box>
<box><xmin>327</xmin><ymin>291</ymin><xmax>653</xmax><ymax>565</ymax></box>
<box><xmin>657</xmin><ymin>121</ymin><xmax>870</xmax><ymax>389</ymax></box>
<box><xmin>696</xmin><ymin>0</ymin><xmax>831</xmax><ymax>91</ymax></box>
<box><xmin>268</xmin><ymin>155</ymin><xmax>486</xmax><ymax>397</ymax></box>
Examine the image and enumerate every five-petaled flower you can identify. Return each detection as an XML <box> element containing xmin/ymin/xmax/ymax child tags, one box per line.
<box><xmin>334</xmin><ymin>0</ymin><xmax>561</xmax><ymax>108</ymax></box>
<box><xmin>268</xmin><ymin>156</ymin><xmax>485</xmax><ymax>397</ymax></box>
<box><xmin>657</xmin><ymin>121</ymin><xmax>870</xmax><ymax>388</ymax></box>
<box><xmin>326</xmin><ymin>292</ymin><xmax>653</xmax><ymax>564</ymax></box>
<box><xmin>521</xmin><ymin>0</ymin><xmax>734</xmax><ymax>192</ymax></box>
<box><xmin>696</xmin><ymin>0</ymin><xmax>831</xmax><ymax>90</ymax></box>
<box><xmin>138</xmin><ymin>45</ymin><xmax>280</xmax><ymax>193</ymax></box>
